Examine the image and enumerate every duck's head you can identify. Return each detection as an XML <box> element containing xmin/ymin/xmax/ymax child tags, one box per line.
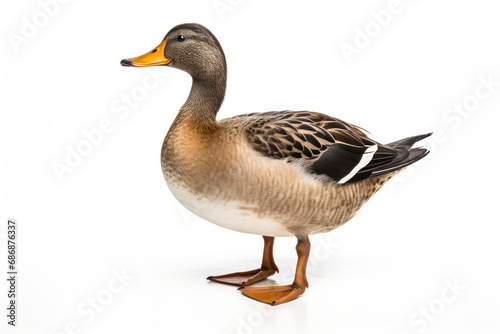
<box><xmin>121</xmin><ymin>23</ymin><xmax>226</xmax><ymax>83</ymax></box>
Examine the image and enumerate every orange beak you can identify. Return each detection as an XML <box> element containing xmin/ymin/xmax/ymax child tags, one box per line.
<box><xmin>121</xmin><ymin>40</ymin><xmax>170</xmax><ymax>67</ymax></box>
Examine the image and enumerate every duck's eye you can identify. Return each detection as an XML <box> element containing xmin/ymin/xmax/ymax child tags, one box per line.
<box><xmin>177</xmin><ymin>35</ymin><xmax>186</xmax><ymax>42</ymax></box>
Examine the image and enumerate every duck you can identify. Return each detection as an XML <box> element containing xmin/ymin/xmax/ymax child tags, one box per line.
<box><xmin>121</xmin><ymin>23</ymin><xmax>431</xmax><ymax>306</ymax></box>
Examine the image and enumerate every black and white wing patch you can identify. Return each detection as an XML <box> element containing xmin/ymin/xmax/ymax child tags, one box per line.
<box><xmin>312</xmin><ymin>139</ymin><xmax>378</xmax><ymax>183</ymax></box>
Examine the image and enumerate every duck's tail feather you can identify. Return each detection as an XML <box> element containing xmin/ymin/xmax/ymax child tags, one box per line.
<box><xmin>345</xmin><ymin>133</ymin><xmax>431</xmax><ymax>182</ymax></box>
<box><xmin>369</xmin><ymin>133</ymin><xmax>432</xmax><ymax>178</ymax></box>
<box><xmin>385</xmin><ymin>133</ymin><xmax>433</xmax><ymax>150</ymax></box>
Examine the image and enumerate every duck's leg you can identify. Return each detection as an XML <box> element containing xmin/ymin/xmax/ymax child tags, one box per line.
<box><xmin>207</xmin><ymin>236</ymin><xmax>279</xmax><ymax>287</ymax></box>
<box><xmin>239</xmin><ymin>236</ymin><xmax>310</xmax><ymax>306</ymax></box>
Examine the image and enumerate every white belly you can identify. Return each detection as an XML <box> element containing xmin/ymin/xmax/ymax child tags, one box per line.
<box><xmin>168</xmin><ymin>184</ymin><xmax>294</xmax><ymax>237</ymax></box>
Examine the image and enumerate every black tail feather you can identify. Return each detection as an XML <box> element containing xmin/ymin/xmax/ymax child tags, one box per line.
<box><xmin>385</xmin><ymin>133</ymin><xmax>432</xmax><ymax>150</ymax></box>
<box><xmin>371</xmin><ymin>147</ymin><xmax>430</xmax><ymax>177</ymax></box>
<box><xmin>354</xmin><ymin>132</ymin><xmax>431</xmax><ymax>181</ymax></box>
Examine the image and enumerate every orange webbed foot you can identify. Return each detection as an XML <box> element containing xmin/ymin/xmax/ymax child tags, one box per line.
<box><xmin>240</xmin><ymin>236</ymin><xmax>310</xmax><ymax>306</ymax></box>
<box><xmin>239</xmin><ymin>283</ymin><xmax>307</xmax><ymax>306</ymax></box>
<box><xmin>207</xmin><ymin>267</ymin><xmax>278</xmax><ymax>287</ymax></box>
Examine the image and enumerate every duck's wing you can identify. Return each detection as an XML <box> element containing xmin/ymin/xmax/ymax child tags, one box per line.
<box><xmin>233</xmin><ymin>111</ymin><xmax>430</xmax><ymax>184</ymax></box>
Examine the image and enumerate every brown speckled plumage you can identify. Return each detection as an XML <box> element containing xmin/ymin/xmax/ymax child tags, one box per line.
<box><xmin>122</xmin><ymin>23</ymin><xmax>431</xmax><ymax>305</ymax></box>
<box><xmin>160</xmin><ymin>113</ymin><xmax>400</xmax><ymax>236</ymax></box>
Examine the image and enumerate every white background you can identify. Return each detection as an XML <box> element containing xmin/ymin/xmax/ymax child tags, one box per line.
<box><xmin>1</xmin><ymin>0</ymin><xmax>500</xmax><ymax>333</ymax></box>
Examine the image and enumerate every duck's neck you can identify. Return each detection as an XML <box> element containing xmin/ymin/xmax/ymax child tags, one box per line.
<box><xmin>176</xmin><ymin>72</ymin><xmax>226</xmax><ymax>133</ymax></box>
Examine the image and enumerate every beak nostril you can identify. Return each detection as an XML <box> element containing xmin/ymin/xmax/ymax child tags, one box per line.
<box><xmin>151</xmin><ymin>48</ymin><xmax>158</xmax><ymax>53</ymax></box>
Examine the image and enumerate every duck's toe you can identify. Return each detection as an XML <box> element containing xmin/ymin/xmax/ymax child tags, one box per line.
<box><xmin>239</xmin><ymin>284</ymin><xmax>306</xmax><ymax>306</ymax></box>
<box><xmin>207</xmin><ymin>267</ymin><xmax>278</xmax><ymax>287</ymax></box>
